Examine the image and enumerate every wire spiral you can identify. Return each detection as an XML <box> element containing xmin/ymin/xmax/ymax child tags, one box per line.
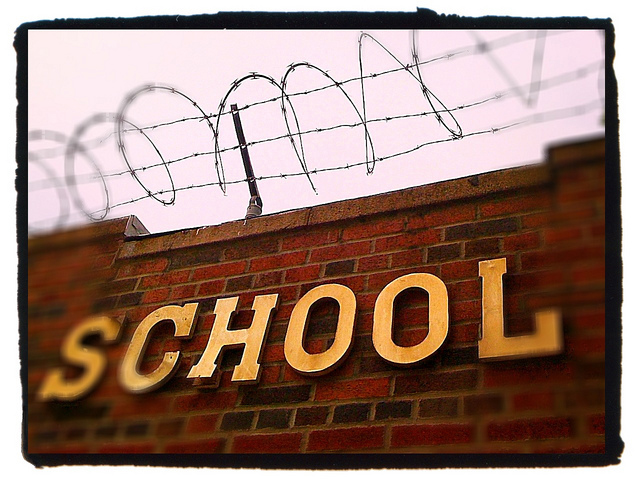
<box><xmin>27</xmin><ymin>30</ymin><xmax>605</xmax><ymax>234</ymax></box>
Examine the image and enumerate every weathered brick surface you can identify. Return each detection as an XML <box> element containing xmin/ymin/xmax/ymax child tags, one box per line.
<box><xmin>391</xmin><ymin>423</ymin><xmax>475</xmax><ymax>448</ymax></box>
<box><xmin>26</xmin><ymin>137</ymin><xmax>610</xmax><ymax>455</ymax></box>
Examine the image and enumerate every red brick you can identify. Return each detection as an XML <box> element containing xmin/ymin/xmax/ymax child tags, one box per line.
<box><xmin>282</xmin><ymin>365</ymin><xmax>307</xmax><ymax>382</ymax></box>
<box><xmin>487</xmin><ymin>417</ymin><xmax>572</xmax><ymax>441</ymax></box>
<box><xmin>571</xmin><ymin>308</ymin><xmax>605</xmax><ymax>329</ymax></box>
<box><xmin>141</xmin><ymin>288</ymin><xmax>171</xmax><ymax>304</ymax></box>
<box><xmin>307</xmin><ymin>426</ymin><xmax>384</xmax><ymax>451</ymax></box>
<box><xmin>463</xmin><ymin>394</ymin><xmax>504</xmax><ymax>415</ymax></box>
<box><xmin>448</xmin><ymin>279</ymin><xmax>481</xmax><ymax>302</ymax></box>
<box><xmin>188</xmin><ymin>332</ymin><xmax>212</xmax><ymax>352</ymax></box>
<box><xmin>391</xmin><ymin>423</ymin><xmax>474</xmax><ymax>447</ymax></box>
<box><xmin>294</xmin><ymin>406</ymin><xmax>330</xmax><ymax>426</ymax></box>
<box><xmin>196</xmin><ymin>279</ymin><xmax>225</xmax><ymax>296</ymax></box>
<box><xmin>27</xmin><ymin>137</ymin><xmax>609</xmax><ymax>457</ymax></box>
<box><xmin>395</xmin><ymin>370</ymin><xmax>478</xmax><ymax>394</ymax></box>
<box><xmin>232</xmin><ymin>433</ymin><xmax>303</xmax><ymax>453</ymax></box>
<box><xmin>240</xmin><ymin>384</ymin><xmax>311</xmax><ymax>406</ymax></box>
<box><xmin>305</xmin><ymin>338</ymin><xmax>327</xmax><ymax>355</ymax></box>
<box><xmin>428</xmin><ymin>243</ymin><xmax>462</xmax><ymax>263</ymax></box>
<box><xmin>315</xmin><ymin>377</ymin><xmax>390</xmax><ymax>401</ymax></box>
<box><xmin>390</xmin><ymin>248</ymin><xmax>424</xmax><ymax>268</ymax></box>
<box><xmin>572</xmin><ymin>264</ymin><xmax>605</xmax><ymax>284</ymax></box>
<box><xmin>445</xmin><ymin>218</ymin><xmax>518</xmax><ymax>241</ymax></box>
<box><xmin>285</xmin><ymin>264</ymin><xmax>321</xmax><ymax>283</ymax></box>
<box><xmin>140</xmin><ymin>270</ymin><xmax>191</xmax><ymax>288</ymax></box>
<box><xmin>440</xmin><ymin>260</ymin><xmax>478</xmax><ymax>281</ymax></box>
<box><xmin>117</xmin><ymin>258</ymin><xmax>169</xmax><ymax>278</ymax></box>
<box><xmin>254</xmin><ymin>270</ymin><xmax>284</xmax><ymax>288</ymax></box>
<box><xmin>173</xmin><ymin>391</ymin><xmax>238</xmax><ymax>412</ymax></box>
<box><xmin>450</xmin><ymin>300</ymin><xmax>481</xmax><ymax>323</ymax></box>
<box><xmin>396</xmin><ymin>328</ymin><xmax>428</xmax><ymax>346</ymax></box>
<box><xmin>520</xmin><ymin>251</ymin><xmax>551</xmax><ymax>271</ymax></box>
<box><xmin>310</xmin><ymin>241</ymin><xmax>371</xmax><ymax>262</ymax></box>
<box><xmin>299</xmin><ymin>276</ymin><xmax>365</xmax><ymax>297</ymax></box>
<box><xmin>251</xmin><ymin>251</ymin><xmax>307</xmax><ymax>272</ymax></box>
<box><xmin>164</xmin><ymin>439</ymin><xmax>225</xmax><ymax>453</ymax></box>
<box><xmin>375</xmin><ymin>229</ymin><xmax>441</xmax><ymax>252</ymax></box>
<box><xmin>367</xmin><ymin>266</ymin><xmax>436</xmax><ymax>291</ymax></box>
<box><xmin>555</xmin><ymin>245</ymin><xmax>604</xmax><ymax>264</ymax></box>
<box><xmin>449</xmin><ymin>323</ymin><xmax>478</xmax><ymax>343</ymax></box>
<box><xmin>281</xmin><ymin>230</ymin><xmax>338</xmax><ymax>250</ymax></box>
<box><xmin>111</xmin><ymin>396</ymin><xmax>173</xmax><ymax>418</ymax></box>
<box><xmin>503</xmin><ymin>232</ymin><xmax>540</xmax><ymax>252</ymax></box>
<box><xmin>262</xmin><ymin>344</ymin><xmax>285</xmax><ymax>363</ymax></box>
<box><xmin>192</xmin><ymin>261</ymin><xmax>247</xmax><ymax>281</ymax></box>
<box><xmin>526</xmin><ymin>288</ymin><xmax>605</xmax><ymax>310</ymax></box>
<box><xmin>171</xmin><ymin>284</ymin><xmax>197</xmax><ymax>300</ymax></box>
<box><xmin>557</xmin><ymin>185</ymin><xmax>605</xmax><ymax>204</ymax></box>
<box><xmin>556</xmin><ymin>168</ymin><xmax>596</xmax><ymax>184</ymax></box>
<box><xmin>164</xmin><ymin>336</ymin><xmax>184</xmax><ymax>352</ymax></box>
<box><xmin>273</xmin><ymin>305</ymin><xmax>294</xmax><ymax>324</ymax></box>
<box><xmin>392</xmin><ymin>306</ymin><xmax>430</xmax><ymax>328</ymax></box>
<box><xmin>224</xmin><ymin>238</ymin><xmax>279</xmax><ymax>260</ymax></box>
<box><xmin>484</xmin><ymin>362</ymin><xmax>575</xmax><ymax>388</ymax></box>
<box><xmin>93</xmin><ymin>253</ymin><xmax>115</xmax><ymax>269</ymax></box>
<box><xmin>342</xmin><ymin>218</ymin><xmax>405</xmax><ymax>241</ymax></box>
<box><xmin>407</xmin><ymin>204</ymin><xmax>476</xmax><ymax>230</ymax></box>
<box><xmin>186</xmin><ymin>414</ymin><xmax>220</xmax><ymax>434</ymax></box>
<box><xmin>260</xmin><ymin>364</ymin><xmax>281</xmax><ymax>384</ymax></box>
<box><xmin>225</xmin><ymin>274</ymin><xmax>254</xmax><ymax>292</ymax></box>
<box><xmin>566</xmin><ymin>335</ymin><xmax>605</xmax><ymax>356</ymax></box>
<box><xmin>358</xmin><ymin>292</ymin><xmax>379</xmax><ymax>311</ymax></box>
<box><xmin>479</xmin><ymin>194</ymin><xmax>551</xmax><ymax>218</ymax></box>
<box><xmin>551</xmin><ymin>205</ymin><xmax>597</xmax><ymax>223</ymax></box>
<box><xmin>544</xmin><ymin>226</ymin><xmax>583</xmax><ymax>244</ymax></box>
<box><xmin>357</xmin><ymin>254</ymin><xmax>389</xmax><ymax>272</ymax></box>
<box><xmin>512</xmin><ymin>391</ymin><xmax>555</xmax><ymax>412</ymax></box>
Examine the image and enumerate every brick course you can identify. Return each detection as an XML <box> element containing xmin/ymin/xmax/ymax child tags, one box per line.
<box><xmin>26</xmin><ymin>137</ymin><xmax>612</xmax><ymax>456</ymax></box>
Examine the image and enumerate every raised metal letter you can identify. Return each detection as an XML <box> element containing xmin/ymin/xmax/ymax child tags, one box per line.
<box><xmin>119</xmin><ymin>303</ymin><xmax>199</xmax><ymax>393</ymax></box>
<box><xmin>373</xmin><ymin>273</ymin><xmax>449</xmax><ymax>365</ymax></box>
<box><xmin>187</xmin><ymin>294</ymin><xmax>279</xmax><ymax>382</ymax></box>
<box><xmin>37</xmin><ymin>316</ymin><xmax>122</xmax><ymax>401</ymax></box>
<box><xmin>479</xmin><ymin>258</ymin><xmax>563</xmax><ymax>360</ymax></box>
<box><xmin>285</xmin><ymin>284</ymin><xmax>356</xmax><ymax>375</ymax></box>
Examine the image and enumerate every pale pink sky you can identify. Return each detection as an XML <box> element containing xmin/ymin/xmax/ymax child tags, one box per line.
<box><xmin>28</xmin><ymin>28</ymin><xmax>605</xmax><ymax>234</ymax></box>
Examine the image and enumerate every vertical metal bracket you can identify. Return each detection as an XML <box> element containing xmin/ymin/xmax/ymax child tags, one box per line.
<box><xmin>230</xmin><ymin>104</ymin><xmax>263</xmax><ymax>219</ymax></box>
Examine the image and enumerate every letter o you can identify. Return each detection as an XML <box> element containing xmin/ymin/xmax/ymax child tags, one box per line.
<box><xmin>284</xmin><ymin>284</ymin><xmax>356</xmax><ymax>375</ymax></box>
<box><xmin>373</xmin><ymin>273</ymin><xmax>449</xmax><ymax>365</ymax></box>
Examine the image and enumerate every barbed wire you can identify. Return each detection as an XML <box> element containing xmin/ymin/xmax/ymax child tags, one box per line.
<box><xmin>28</xmin><ymin>30</ymin><xmax>604</xmax><ymax>233</ymax></box>
<box><xmin>32</xmin><ymin>56</ymin><xmax>603</xmax><ymax>190</ymax></box>
<box><xmin>81</xmin><ymin>96</ymin><xmax>602</xmax><ymax>218</ymax></box>
<box><xmin>103</xmin><ymin>30</ymin><xmax>548</xmax><ymax>135</ymax></box>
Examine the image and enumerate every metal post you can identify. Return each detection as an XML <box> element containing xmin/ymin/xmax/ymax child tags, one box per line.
<box><xmin>230</xmin><ymin>104</ymin><xmax>263</xmax><ymax>219</ymax></box>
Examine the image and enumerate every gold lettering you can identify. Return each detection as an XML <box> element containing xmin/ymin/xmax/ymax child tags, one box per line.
<box><xmin>187</xmin><ymin>294</ymin><xmax>279</xmax><ymax>382</ymax></box>
<box><xmin>37</xmin><ymin>316</ymin><xmax>122</xmax><ymax>401</ymax></box>
<box><xmin>479</xmin><ymin>258</ymin><xmax>563</xmax><ymax>360</ymax></box>
<box><xmin>285</xmin><ymin>284</ymin><xmax>356</xmax><ymax>375</ymax></box>
<box><xmin>119</xmin><ymin>303</ymin><xmax>199</xmax><ymax>393</ymax></box>
<box><xmin>373</xmin><ymin>273</ymin><xmax>449</xmax><ymax>365</ymax></box>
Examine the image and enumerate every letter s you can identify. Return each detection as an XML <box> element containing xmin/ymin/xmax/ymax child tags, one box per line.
<box><xmin>37</xmin><ymin>316</ymin><xmax>122</xmax><ymax>402</ymax></box>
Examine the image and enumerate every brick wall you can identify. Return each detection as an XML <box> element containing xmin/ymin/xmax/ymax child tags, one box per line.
<box><xmin>26</xmin><ymin>136</ymin><xmax>616</xmax><ymax>460</ymax></box>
